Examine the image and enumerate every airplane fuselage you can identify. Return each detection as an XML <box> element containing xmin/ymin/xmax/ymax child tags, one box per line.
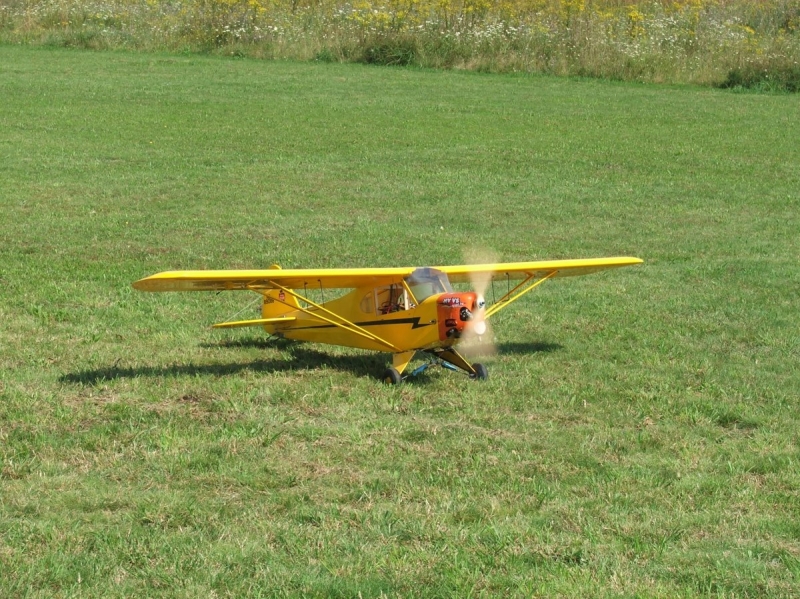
<box><xmin>262</xmin><ymin>288</ymin><xmax>481</xmax><ymax>353</ymax></box>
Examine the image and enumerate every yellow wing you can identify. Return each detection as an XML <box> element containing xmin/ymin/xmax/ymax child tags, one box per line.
<box><xmin>132</xmin><ymin>257</ymin><xmax>642</xmax><ymax>292</ymax></box>
<box><xmin>132</xmin><ymin>267</ymin><xmax>416</xmax><ymax>292</ymax></box>
<box><xmin>438</xmin><ymin>256</ymin><xmax>643</xmax><ymax>283</ymax></box>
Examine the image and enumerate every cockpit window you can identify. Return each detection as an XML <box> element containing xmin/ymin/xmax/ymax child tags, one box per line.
<box><xmin>376</xmin><ymin>285</ymin><xmax>405</xmax><ymax>314</ymax></box>
<box><xmin>404</xmin><ymin>268</ymin><xmax>453</xmax><ymax>303</ymax></box>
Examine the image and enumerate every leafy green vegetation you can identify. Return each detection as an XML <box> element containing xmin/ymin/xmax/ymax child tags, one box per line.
<box><xmin>720</xmin><ymin>59</ymin><xmax>800</xmax><ymax>92</ymax></box>
<box><xmin>1</xmin><ymin>46</ymin><xmax>799</xmax><ymax>596</ymax></box>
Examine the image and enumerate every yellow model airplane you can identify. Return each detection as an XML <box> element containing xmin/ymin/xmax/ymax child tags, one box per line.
<box><xmin>133</xmin><ymin>256</ymin><xmax>642</xmax><ymax>383</ymax></box>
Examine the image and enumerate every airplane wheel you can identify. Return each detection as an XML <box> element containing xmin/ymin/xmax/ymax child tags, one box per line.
<box><xmin>470</xmin><ymin>363</ymin><xmax>488</xmax><ymax>380</ymax></box>
<box><xmin>382</xmin><ymin>367</ymin><xmax>402</xmax><ymax>385</ymax></box>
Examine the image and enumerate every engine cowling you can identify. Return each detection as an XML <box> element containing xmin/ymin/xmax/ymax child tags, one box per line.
<box><xmin>436</xmin><ymin>292</ymin><xmax>480</xmax><ymax>343</ymax></box>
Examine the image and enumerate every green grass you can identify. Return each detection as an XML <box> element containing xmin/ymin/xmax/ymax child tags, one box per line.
<box><xmin>1</xmin><ymin>45</ymin><xmax>799</xmax><ymax>597</ymax></box>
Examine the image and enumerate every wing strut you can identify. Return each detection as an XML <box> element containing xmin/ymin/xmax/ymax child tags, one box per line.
<box><xmin>485</xmin><ymin>270</ymin><xmax>558</xmax><ymax>319</ymax></box>
<box><xmin>248</xmin><ymin>281</ymin><xmax>401</xmax><ymax>352</ymax></box>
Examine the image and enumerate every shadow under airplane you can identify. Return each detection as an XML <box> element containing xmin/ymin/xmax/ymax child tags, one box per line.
<box><xmin>59</xmin><ymin>338</ymin><xmax>561</xmax><ymax>386</ymax></box>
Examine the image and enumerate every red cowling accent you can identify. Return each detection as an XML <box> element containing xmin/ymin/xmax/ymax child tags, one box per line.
<box><xmin>436</xmin><ymin>292</ymin><xmax>477</xmax><ymax>342</ymax></box>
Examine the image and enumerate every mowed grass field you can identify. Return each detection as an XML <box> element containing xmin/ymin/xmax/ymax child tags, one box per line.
<box><xmin>1</xmin><ymin>45</ymin><xmax>799</xmax><ymax>596</ymax></box>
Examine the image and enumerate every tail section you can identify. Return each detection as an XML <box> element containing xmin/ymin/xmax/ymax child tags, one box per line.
<box><xmin>212</xmin><ymin>316</ymin><xmax>295</xmax><ymax>329</ymax></box>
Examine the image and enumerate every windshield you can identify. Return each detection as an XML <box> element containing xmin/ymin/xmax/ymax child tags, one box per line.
<box><xmin>404</xmin><ymin>268</ymin><xmax>453</xmax><ymax>303</ymax></box>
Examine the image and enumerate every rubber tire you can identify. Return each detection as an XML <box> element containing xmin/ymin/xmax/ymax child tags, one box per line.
<box><xmin>470</xmin><ymin>363</ymin><xmax>488</xmax><ymax>380</ymax></box>
<box><xmin>382</xmin><ymin>367</ymin><xmax>402</xmax><ymax>385</ymax></box>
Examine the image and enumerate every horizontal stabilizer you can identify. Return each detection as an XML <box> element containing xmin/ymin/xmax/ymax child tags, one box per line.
<box><xmin>212</xmin><ymin>316</ymin><xmax>296</xmax><ymax>329</ymax></box>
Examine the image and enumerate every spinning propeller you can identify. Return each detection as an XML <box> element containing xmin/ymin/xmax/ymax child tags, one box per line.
<box><xmin>460</xmin><ymin>249</ymin><xmax>498</xmax><ymax>358</ymax></box>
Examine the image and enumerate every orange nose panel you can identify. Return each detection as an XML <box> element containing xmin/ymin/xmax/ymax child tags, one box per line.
<box><xmin>437</xmin><ymin>292</ymin><xmax>477</xmax><ymax>342</ymax></box>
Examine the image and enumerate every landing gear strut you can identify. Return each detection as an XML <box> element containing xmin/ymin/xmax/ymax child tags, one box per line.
<box><xmin>381</xmin><ymin>350</ymin><xmax>489</xmax><ymax>383</ymax></box>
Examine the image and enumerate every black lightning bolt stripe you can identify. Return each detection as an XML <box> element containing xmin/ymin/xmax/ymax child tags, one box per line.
<box><xmin>287</xmin><ymin>316</ymin><xmax>434</xmax><ymax>332</ymax></box>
